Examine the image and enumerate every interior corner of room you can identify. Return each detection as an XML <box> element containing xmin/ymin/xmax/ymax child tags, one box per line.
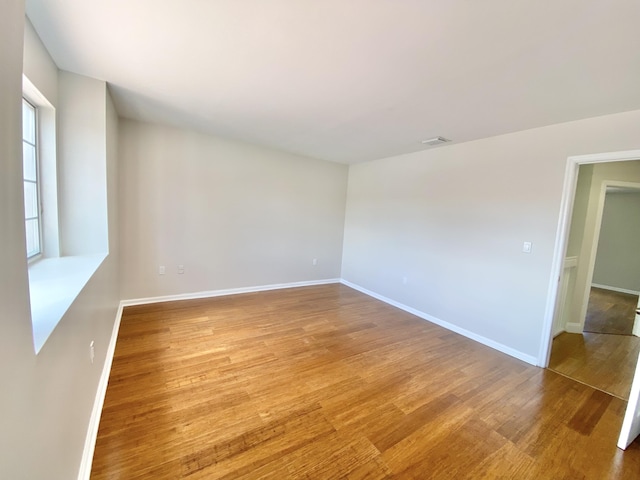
<box><xmin>3</xmin><ymin>1</ymin><xmax>640</xmax><ymax>479</ymax></box>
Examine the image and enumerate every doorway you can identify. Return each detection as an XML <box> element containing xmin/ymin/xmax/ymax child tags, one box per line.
<box><xmin>540</xmin><ymin>150</ymin><xmax>640</xmax><ymax>450</ymax></box>
<box><xmin>549</xmin><ymin>178</ymin><xmax>640</xmax><ymax>399</ymax></box>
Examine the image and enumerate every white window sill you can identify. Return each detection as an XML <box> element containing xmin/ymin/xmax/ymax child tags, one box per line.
<box><xmin>28</xmin><ymin>254</ymin><xmax>107</xmax><ymax>353</ymax></box>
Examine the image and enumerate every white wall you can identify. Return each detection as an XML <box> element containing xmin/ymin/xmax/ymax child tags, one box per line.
<box><xmin>566</xmin><ymin>164</ymin><xmax>593</xmax><ymax>258</ymax></box>
<box><xmin>106</xmin><ymin>90</ymin><xmax>119</xmax><ymax>255</ymax></box>
<box><xmin>23</xmin><ymin>17</ymin><xmax>57</xmax><ymax>106</ymax></box>
<box><xmin>118</xmin><ymin>119</ymin><xmax>348</xmax><ymax>300</ymax></box>
<box><xmin>342</xmin><ymin>109</ymin><xmax>640</xmax><ymax>361</ymax></box>
<box><xmin>0</xmin><ymin>10</ymin><xmax>120</xmax><ymax>479</ymax></box>
<box><xmin>58</xmin><ymin>72</ymin><xmax>109</xmax><ymax>256</ymax></box>
<box><xmin>592</xmin><ymin>191</ymin><xmax>640</xmax><ymax>292</ymax></box>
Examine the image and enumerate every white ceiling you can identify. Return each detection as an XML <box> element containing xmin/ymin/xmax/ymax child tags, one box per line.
<box><xmin>26</xmin><ymin>0</ymin><xmax>640</xmax><ymax>164</ymax></box>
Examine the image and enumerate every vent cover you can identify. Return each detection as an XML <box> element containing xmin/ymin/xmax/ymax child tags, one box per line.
<box><xmin>421</xmin><ymin>136</ymin><xmax>450</xmax><ymax>146</ymax></box>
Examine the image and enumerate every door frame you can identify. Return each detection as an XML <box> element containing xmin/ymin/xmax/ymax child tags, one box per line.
<box><xmin>538</xmin><ymin>149</ymin><xmax>640</xmax><ymax>367</ymax></box>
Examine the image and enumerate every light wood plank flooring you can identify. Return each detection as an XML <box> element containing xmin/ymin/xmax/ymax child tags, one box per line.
<box><xmin>92</xmin><ymin>284</ymin><xmax>640</xmax><ymax>479</ymax></box>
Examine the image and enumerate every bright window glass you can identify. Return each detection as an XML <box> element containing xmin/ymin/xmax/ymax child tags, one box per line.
<box><xmin>22</xmin><ymin>98</ymin><xmax>41</xmax><ymax>259</ymax></box>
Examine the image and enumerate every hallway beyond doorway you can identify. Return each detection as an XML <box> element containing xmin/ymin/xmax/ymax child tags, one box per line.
<box><xmin>584</xmin><ymin>287</ymin><xmax>638</xmax><ymax>336</ymax></box>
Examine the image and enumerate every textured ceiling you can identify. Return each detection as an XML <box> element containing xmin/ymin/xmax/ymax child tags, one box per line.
<box><xmin>26</xmin><ymin>0</ymin><xmax>640</xmax><ymax>164</ymax></box>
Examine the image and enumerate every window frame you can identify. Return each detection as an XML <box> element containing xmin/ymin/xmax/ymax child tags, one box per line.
<box><xmin>22</xmin><ymin>96</ymin><xmax>43</xmax><ymax>262</ymax></box>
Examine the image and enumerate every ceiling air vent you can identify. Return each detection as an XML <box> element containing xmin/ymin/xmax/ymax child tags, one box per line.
<box><xmin>421</xmin><ymin>136</ymin><xmax>450</xmax><ymax>146</ymax></box>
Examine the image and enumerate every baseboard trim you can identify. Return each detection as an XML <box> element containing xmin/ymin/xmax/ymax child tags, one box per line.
<box><xmin>340</xmin><ymin>279</ymin><xmax>538</xmax><ymax>366</ymax></box>
<box><xmin>77</xmin><ymin>302</ymin><xmax>124</xmax><ymax>480</ymax></box>
<box><xmin>564</xmin><ymin>322</ymin><xmax>584</xmax><ymax>334</ymax></box>
<box><xmin>121</xmin><ymin>278</ymin><xmax>341</xmax><ymax>307</ymax></box>
<box><xmin>591</xmin><ymin>283</ymin><xmax>640</xmax><ymax>296</ymax></box>
<box><xmin>79</xmin><ymin>276</ymin><xmax>537</xmax><ymax>478</ymax></box>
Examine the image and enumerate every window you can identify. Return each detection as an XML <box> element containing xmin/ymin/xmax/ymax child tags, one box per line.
<box><xmin>22</xmin><ymin>98</ymin><xmax>41</xmax><ymax>259</ymax></box>
<box><xmin>22</xmin><ymin>73</ymin><xmax>110</xmax><ymax>353</ymax></box>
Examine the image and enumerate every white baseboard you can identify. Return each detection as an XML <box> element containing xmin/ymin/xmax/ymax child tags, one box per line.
<box><xmin>633</xmin><ymin>317</ymin><xmax>640</xmax><ymax>337</ymax></box>
<box><xmin>564</xmin><ymin>322</ymin><xmax>584</xmax><ymax>334</ymax></box>
<box><xmin>79</xmin><ymin>276</ymin><xmax>538</xmax><ymax>478</ymax></box>
<box><xmin>340</xmin><ymin>279</ymin><xmax>538</xmax><ymax>366</ymax></box>
<box><xmin>121</xmin><ymin>278</ymin><xmax>341</xmax><ymax>307</ymax></box>
<box><xmin>591</xmin><ymin>283</ymin><xmax>640</xmax><ymax>296</ymax></box>
<box><xmin>77</xmin><ymin>302</ymin><xmax>124</xmax><ymax>480</ymax></box>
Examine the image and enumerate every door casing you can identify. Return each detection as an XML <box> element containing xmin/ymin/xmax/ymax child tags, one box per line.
<box><xmin>539</xmin><ymin>149</ymin><xmax>640</xmax><ymax>366</ymax></box>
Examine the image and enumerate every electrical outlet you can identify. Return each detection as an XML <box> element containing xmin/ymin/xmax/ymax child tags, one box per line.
<box><xmin>178</xmin><ymin>264</ymin><xmax>185</xmax><ymax>274</ymax></box>
<box><xmin>312</xmin><ymin>258</ymin><xmax>317</xmax><ymax>266</ymax></box>
<box><xmin>159</xmin><ymin>265</ymin><xmax>165</xmax><ymax>275</ymax></box>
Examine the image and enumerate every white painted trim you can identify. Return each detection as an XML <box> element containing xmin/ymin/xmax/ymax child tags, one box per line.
<box><xmin>340</xmin><ymin>279</ymin><xmax>538</xmax><ymax>366</ymax></box>
<box><xmin>591</xmin><ymin>283</ymin><xmax>640</xmax><ymax>296</ymax></box>
<box><xmin>618</xmin><ymin>350</ymin><xmax>640</xmax><ymax>449</ymax></box>
<box><xmin>632</xmin><ymin>315</ymin><xmax>640</xmax><ymax>338</ymax></box>
<box><xmin>538</xmin><ymin>156</ymin><xmax>581</xmax><ymax>366</ymax></box>
<box><xmin>551</xmin><ymin>257</ymin><xmax>579</xmax><ymax>337</ymax></box>
<box><xmin>539</xmin><ymin>149</ymin><xmax>640</xmax><ymax>367</ymax></box>
<box><xmin>564</xmin><ymin>322</ymin><xmax>584</xmax><ymax>334</ymax></box>
<box><xmin>564</xmin><ymin>256</ymin><xmax>578</xmax><ymax>268</ymax></box>
<box><xmin>568</xmin><ymin>150</ymin><xmax>640</xmax><ymax>165</ymax></box>
<box><xmin>77</xmin><ymin>302</ymin><xmax>124</xmax><ymax>480</ymax></box>
<box><xmin>120</xmin><ymin>278</ymin><xmax>341</xmax><ymax>307</ymax></box>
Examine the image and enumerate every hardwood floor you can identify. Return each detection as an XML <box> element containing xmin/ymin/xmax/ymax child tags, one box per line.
<box><xmin>584</xmin><ymin>287</ymin><xmax>638</xmax><ymax>336</ymax></box>
<box><xmin>549</xmin><ymin>331</ymin><xmax>640</xmax><ymax>400</ymax></box>
<box><xmin>92</xmin><ymin>284</ymin><xmax>640</xmax><ymax>479</ymax></box>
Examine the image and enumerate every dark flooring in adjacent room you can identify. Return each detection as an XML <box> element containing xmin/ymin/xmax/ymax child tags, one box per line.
<box><xmin>584</xmin><ymin>287</ymin><xmax>638</xmax><ymax>336</ymax></box>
